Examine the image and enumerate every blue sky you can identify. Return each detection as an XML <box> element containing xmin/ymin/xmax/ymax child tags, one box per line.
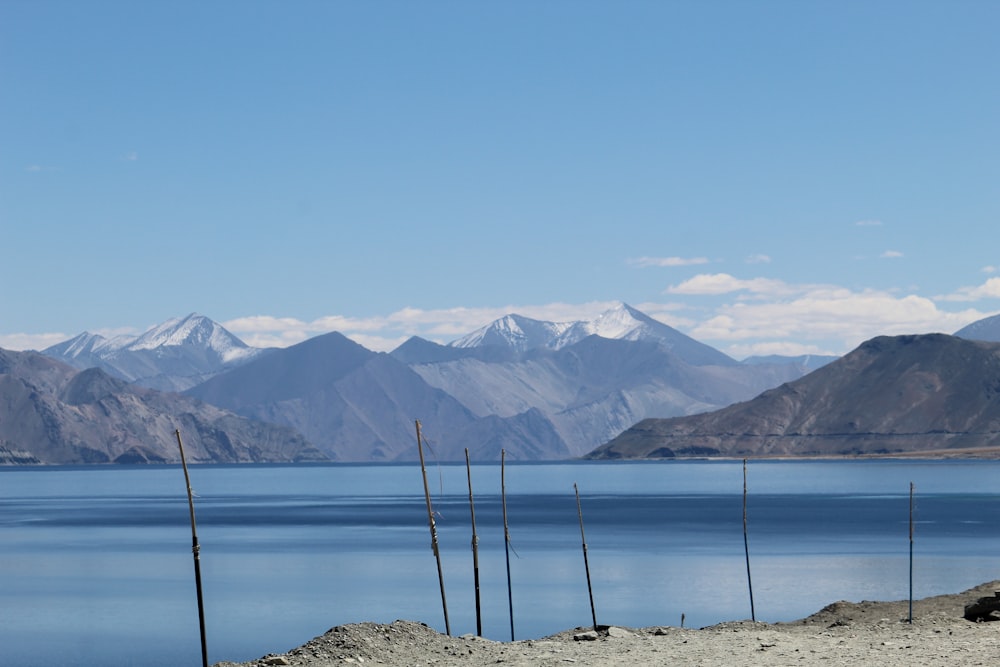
<box><xmin>3</xmin><ymin>0</ymin><xmax>999</xmax><ymax>359</ymax></box>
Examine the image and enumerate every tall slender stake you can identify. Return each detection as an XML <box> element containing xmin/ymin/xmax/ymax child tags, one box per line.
<box><xmin>501</xmin><ymin>449</ymin><xmax>515</xmax><ymax>641</ymax></box>
<box><xmin>416</xmin><ymin>420</ymin><xmax>450</xmax><ymax>636</ymax></box>
<box><xmin>574</xmin><ymin>483</ymin><xmax>598</xmax><ymax>631</ymax></box>
<box><xmin>175</xmin><ymin>429</ymin><xmax>209</xmax><ymax>667</ymax></box>
<box><xmin>465</xmin><ymin>448</ymin><xmax>483</xmax><ymax>636</ymax></box>
<box><xmin>909</xmin><ymin>481</ymin><xmax>915</xmax><ymax>624</ymax></box>
<box><xmin>743</xmin><ymin>458</ymin><xmax>756</xmax><ymax>622</ymax></box>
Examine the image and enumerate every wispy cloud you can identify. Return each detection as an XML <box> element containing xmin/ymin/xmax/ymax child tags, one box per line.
<box><xmin>983</xmin><ymin>266</ymin><xmax>997</xmax><ymax>274</ymax></box>
<box><xmin>880</xmin><ymin>250</ymin><xmax>904</xmax><ymax>258</ymax></box>
<box><xmin>628</xmin><ymin>256</ymin><xmax>710</xmax><ymax>268</ymax></box>
<box><xmin>745</xmin><ymin>254</ymin><xmax>771</xmax><ymax>264</ymax></box>
<box><xmin>855</xmin><ymin>219</ymin><xmax>883</xmax><ymax>226</ymax></box>
<box><xmin>122</xmin><ymin>151</ymin><xmax>138</xmax><ymax>161</ymax></box>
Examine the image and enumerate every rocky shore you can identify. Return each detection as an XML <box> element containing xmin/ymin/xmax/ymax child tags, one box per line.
<box><xmin>215</xmin><ymin>580</ymin><xmax>1000</xmax><ymax>667</ymax></box>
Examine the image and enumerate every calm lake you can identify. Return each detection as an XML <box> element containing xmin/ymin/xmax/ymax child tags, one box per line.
<box><xmin>1</xmin><ymin>460</ymin><xmax>998</xmax><ymax>667</ymax></box>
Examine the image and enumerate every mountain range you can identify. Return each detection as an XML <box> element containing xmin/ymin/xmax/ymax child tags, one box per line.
<box><xmin>24</xmin><ymin>303</ymin><xmax>820</xmax><ymax>463</ymax></box>
<box><xmin>17</xmin><ymin>303</ymin><xmax>1000</xmax><ymax>464</ymax></box>
<box><xmin>589</xmin><ymin>333</ymin><xmax>1000</xmax><ymax>459</ymax></box>
<box><xmin>449</xmin><ymin>303</ymin><xmax>737</xmax><ymax>366</ymax></box>
<box><xmin>186</xmin><ymin>303</ymin><xmax>829</xmax><ymax>461</ymax></box>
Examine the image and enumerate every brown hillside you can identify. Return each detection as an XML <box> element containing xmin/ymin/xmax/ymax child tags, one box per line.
<box><xmin>588</xmin><ymin>334</ymin><xmax>1000</xmax><ymax>459</ymax></box>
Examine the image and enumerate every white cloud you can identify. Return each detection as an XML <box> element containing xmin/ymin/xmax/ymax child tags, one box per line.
<box><xmin>122</xmin><ymin>151</ymin><xmax>138</xmax><ymax>161</ymax></box>
<box><xmin>665</xmin><ymin>273</ymin><xmax>799</xmax><ymax>297</ymax></box>
<box><xmin>230</xmin><ymin>330</ymin><xmax>311</xmax><ymax>349</ymax></box>
<box><xmin>0</xmin><ymin>332</ymin><xmax>70</xmax><ymax>351</ymax></box>
<box><xmin>880</xmin><ymin>250</ymin><xmax>904</xmax><ymax>258</ymax></box>
<box><xmin>983</xmin><ymin>266</ymin><xmax>997</xmax><ymax>274</ymax></box>
<box><xmin>686</xmin><ymin>286</ymin><xmax>984</xmax><ymax>354</ymax></box>
<box><xmin>855</xmin><ymin>219</ymin><xmax>883</xmax><ymax>226</ymax></box>
<box><xmin>938</xmin><ymin>277</ymin><xmax>1000</xmax><ymax>302</ymax></box>
<box><xmin>726</xmin><ymin>341</ymin><xmax>835</xmax><ymax>360</ymax></box>
<box><xmin>745</xmin><ymin>254</ymin><xmax>771</xmax><ymax>264</ymax></box>
<box><xmin>628</xmin><ymin>256</ymin><xmax>710</xmax><ymax>268</ymax></box>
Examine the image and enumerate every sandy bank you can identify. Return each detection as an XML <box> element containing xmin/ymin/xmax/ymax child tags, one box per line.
<box><xmin>214</xmin><ymin>580</ymin><xmax>1000</xmax><ymax>667</ymax></box>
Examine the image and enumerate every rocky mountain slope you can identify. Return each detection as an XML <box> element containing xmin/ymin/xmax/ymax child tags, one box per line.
<box><xmin>955</xmin><ymin>313</ymin><xmax>1000</xmax><ymax>342</ymax></box>
<box><xmin>0</xmin><ymin>347</ymin><xmax>324</xmax><ymax>464</ymax></box>
<box><xmin>588</xmin><ymin>334</ymin><xmax>1000</xmax><ymax>459</ymax></box>
<box><xmin>185</xmin><ymin>332</ymin><xmax>569</xmax><ymax>462</ymax></box>
<box><xmin>396</xmin><ymin>333</ymin><xmax>808</xmax><ymax>457</ymax></box>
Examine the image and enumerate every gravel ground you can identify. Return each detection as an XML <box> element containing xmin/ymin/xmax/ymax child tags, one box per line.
<box><xmin>215</xmin><ymin>580</ymin><xmax>1000</xmax><ymax>667</ymax></box>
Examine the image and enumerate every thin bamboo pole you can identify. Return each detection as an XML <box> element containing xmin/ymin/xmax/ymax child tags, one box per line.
<box><xmin>909</xmin><ymin>481</ymin><xmax>915</xmax><ymax>624</ymax></box>
<box><xmin>465</xmin><ymin>448</ymin><xmax>483</xmax><ymax>636</ymax></box>
<box><xmin>743</xmin><ymin>458</ymin><xmax>756</xmax><ymax>622</ymax></box>
<box><xmin>175</xmin><ymin>429</ymin><xmax>208</xmax><ymax>667</ymax></box>
<box><xmin>415</xmin><ymin>420</ymin><xmax>450</xmax><ymax>635</ymax></box>
<box><xmin>501</xmin><ymin>449</ymin><xmax>515</xmax><ymax>641</ymax></box>
<box><xmin>574</xmin><ymin>483</ymin><xmax>598</xmax><ymax>631</ymax></box>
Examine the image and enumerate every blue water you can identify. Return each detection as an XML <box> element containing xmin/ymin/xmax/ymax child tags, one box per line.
<box><xmin>1</xmin><ymin>460</ymin><xmax>998</xmax><ymax>667</ymax></box>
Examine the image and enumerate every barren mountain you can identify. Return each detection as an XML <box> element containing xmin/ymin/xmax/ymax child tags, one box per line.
<box><xmin>0</xmin><ymin>348</ymin><xmax>324</xmax><ymax>465</ymax></box>
<box><xmin>955</xmin><ymin>313</ymin><xmax>1000</xmax><ymax>342</ymax></box>
<box><xmin>185</xmin><ymin>332</ymin><xmax>564</xmax><ymax>462</ymax></box>
<box><xmin>403</xmin><ymin>334</ymin><xmax>808</xmax><ymax>457</ymax></box>
<box><xmin>588</xmin><ymin>334</ymin><xmax>1000</xmax><ymax>459</ymax></box>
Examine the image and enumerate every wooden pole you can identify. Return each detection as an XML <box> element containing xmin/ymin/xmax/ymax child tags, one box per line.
<box><xmin>175</xmin><ymin>429</ymin><xmax>209</xmax><ymax>667</ymax></box>
<box><xmin>416</xmin><ymin>420</ymin><xmax>450</xmax><ymax>635</ymax></box>
<box><xmin>743</xmin><ymin>458</ymin><xmax>756</xmax><ymax>622</ymax></box>
<box><xmin>574</xmin><ymin>483</ymin><xmax>598</xmax><ymax>631</ymax></box>
<box><xmin>465</xmin><ymin>448</ymin><xmax>483</xmax><ymax>636</ymax></box>
<box><xmin>501</xmin><ymin>449</ymin><xmax>515</xmax><ymax>641</ymax></box>
<box><xmin>909</xmin><ymin>481</ymin><xmax>915</xmax><ymax>624</ymax></box>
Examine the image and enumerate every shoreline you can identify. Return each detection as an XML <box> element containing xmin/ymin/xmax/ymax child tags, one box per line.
<box><xmin>215</xmin><ymin>580</ymin><xmax>1000</xmax><ymax>667</ymax></box>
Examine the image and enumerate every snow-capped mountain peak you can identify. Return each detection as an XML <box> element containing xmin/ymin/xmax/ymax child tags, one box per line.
<box><xmin>42</xmin><ymin>313</ymin><xmax>262</xmax><ymax>390</ymax></box>
<box><xmin>550</xmin><ymin>302</ymin><xmax>671</xmax><ymax>348</ymax></box>
<box><xmin>448</xmin><ymin>302</ymin><xmax>736</xmax><ymax>366</ymax></box>
<box><xmin>450</xmin><ymin>314</ymin><xmax>571</xmax><ymax>352</ymax></box>
<box><xmin>44</xmin><ymin>331</ymin><xmax>137</xmax><ymax>359</ymax></box>
<box><xmin>573</xmin><ymin>302</ymin><xmax>653</xmax><ymax>340</ymax></box>
<box><xmin>125</xmin><ymin>313</ymin><xmax>252</xmax><ymax>362</ymax></box>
